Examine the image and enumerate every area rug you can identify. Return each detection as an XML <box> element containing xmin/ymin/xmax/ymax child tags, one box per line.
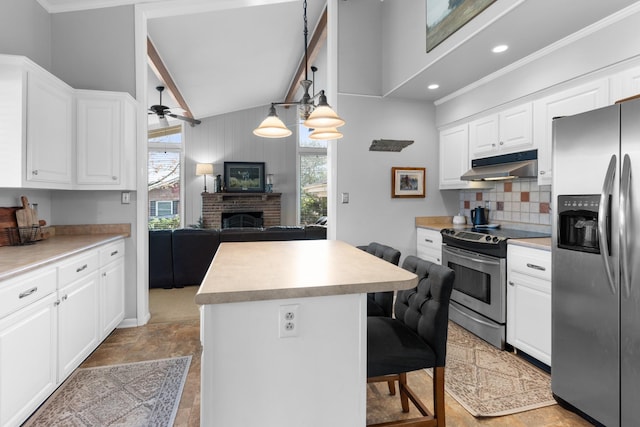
<box><xmin>427</xmin><ymin>322</ymin><xmax>556</xmax><ymax>417</ymax></box>
<box><xmin>24</xmin><ymin>356</ymin><xmax>191</xmax><ymax>427</ymax></box>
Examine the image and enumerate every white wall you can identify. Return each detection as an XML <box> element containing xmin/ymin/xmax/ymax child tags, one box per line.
<box><xmin>334</xmin><ymin>0</ymin><xmax>458</xmax><ymax>261</ymax></box>
<box><xmin>0</xmin><ymin>0</ymin><xmax>51</xmax><ymax>71</ymax></box>
<box><xmin>51</xmin><ymin>5</ymin><xmax>136</xmax><ymax>96</ymax></box>
<box><xmin>183</xmin><ymin>105</ymin><xmax>299</xmax><ymax>227</ymax></box>
<box><xmin>334</xmin><ymin>94</ymin><xmax>457</xmax><ymax>260</ymax></box>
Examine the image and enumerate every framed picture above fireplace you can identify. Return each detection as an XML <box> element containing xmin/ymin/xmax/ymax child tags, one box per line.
<box><xmin>224</xmin><ymin>162</ymin><xmax>265</xmax><ymax>193</ymax></box>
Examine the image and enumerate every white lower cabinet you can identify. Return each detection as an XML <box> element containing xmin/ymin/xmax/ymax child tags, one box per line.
<box><xmin>57</xmin><ymin>271</ymin><xmax>100</xmax><ymax>381</ymax></box>
<box><xmin>99</xmin><ymin>241</ymin><xmax>125</xmax><ymax>339</ymax></box>
<box><xmin>416</xmin><ymin>228</ymin><xmax>442</xmax><ymax>264</ymax></box>
<box><xmin>0</xmin><ymin>292</ymin><xmax>58</xmax><ymax>427</ymax></box>
<box><xmin>0</xmin><ymin>238</ymin><xmax>125</xmax><ymax>427</ymax></box>
<box><xmin>507</xmin><ymin>244</ymin><xmax>552</xmax><ymax>366</ymax></box>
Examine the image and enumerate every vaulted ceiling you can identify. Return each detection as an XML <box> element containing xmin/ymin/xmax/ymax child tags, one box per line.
<box><xmin>38</xmin><ymin>0</ymin><xmax>640</xmax><ymax>125</ymax></box>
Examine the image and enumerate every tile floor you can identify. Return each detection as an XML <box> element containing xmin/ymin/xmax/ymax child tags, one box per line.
<box><xmin>79</xmin><ymin>317</ymin><xmax>593</xmax><ymax>427</ymax></box>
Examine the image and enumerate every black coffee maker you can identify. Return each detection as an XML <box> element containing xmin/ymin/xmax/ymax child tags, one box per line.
<box><xmin>471</xmin><ymin>206</ymin><xmax>488</xmax><ymax>226</ymax></box>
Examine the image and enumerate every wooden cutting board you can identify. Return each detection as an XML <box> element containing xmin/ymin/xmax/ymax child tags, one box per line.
<box><xmin>15</xmin><ymin>196</ymin><xmax>38</xmax><ymax>228</ymax></box>
<box><xmin>0</xmin><ymin>206</ymin><xmax>20</xmax><ymax>246</ymax></box>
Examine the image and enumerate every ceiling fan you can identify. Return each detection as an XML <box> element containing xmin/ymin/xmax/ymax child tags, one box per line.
<box><xmin>149</xmin><ymin>86</ymin><xmax>201</xmax><ymax>126</ymax></box>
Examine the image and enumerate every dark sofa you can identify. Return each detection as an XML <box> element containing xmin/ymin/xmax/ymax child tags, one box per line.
<box><xmin>149</xmin><ymin>225</ymin><xmax>327</xmax><ymax>289</ymax></box>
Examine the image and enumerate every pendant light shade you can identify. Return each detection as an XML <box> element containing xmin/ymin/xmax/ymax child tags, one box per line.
<box><xmin>303</xmin><ymin>91</ymin><xmax>345</xmax><ymax>129</ymax></box>
<box><xmin>253</xmin><ymin>105</ymin><xmax>292</xmax><ymax>138</ymax></box>
<box><xmin>309</xmin><ymin>127</ymin><xmax>343</xmax><ymax>140</ymax></box>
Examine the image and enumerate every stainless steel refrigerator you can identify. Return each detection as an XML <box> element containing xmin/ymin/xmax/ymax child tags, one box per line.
<box><xmin>552</xmin><ymin>98</ymin><xmax>640</xmax><ymax>427</ymax></box>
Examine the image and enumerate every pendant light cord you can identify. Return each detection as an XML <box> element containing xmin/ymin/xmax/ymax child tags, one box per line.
<box><xmin>303</xmin><ymin>0</ymin><xmax>308</xmax><ymax>82</ymax></box>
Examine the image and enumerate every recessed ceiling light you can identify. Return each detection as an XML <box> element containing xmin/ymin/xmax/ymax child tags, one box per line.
<box><xmin>428</xmin><ymin>84</ymin><xmax>439</xmax><ymax>90</ymax></box>
<box><xmin>492</xmin><ymin>44</ymin><xmax>509</xmax><ymax>53</ymax></box>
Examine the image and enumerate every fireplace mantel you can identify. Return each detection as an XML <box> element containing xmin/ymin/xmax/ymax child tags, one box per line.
<box><xmin>202</xmin><ymin>192</ymin><xmax>281</xmax><ymax>229</ymax></box>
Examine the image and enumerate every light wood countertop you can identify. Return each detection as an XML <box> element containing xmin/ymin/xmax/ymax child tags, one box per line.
<box><xmin>0</xmin><ymin>234</ymin><xmax>127</xmax><ymax>280</ymax></box>
<box><xmin>195</xmin><ymin>240</ymin><xmax>419</xmax><ymax>305</ymax></box>
<box><xmin>508</xmin><ymin>237</ymin><xmax>552</xmax><ymax>251</ymax></box>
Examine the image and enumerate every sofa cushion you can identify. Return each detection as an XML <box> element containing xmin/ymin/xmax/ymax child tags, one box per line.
<box><xmin>149</xmin><ymin>230</ymin><xmax>174</xmax><ymax>289</ymax></box>
<box><xmin>172</xmin><ymin>228</ymin><xmax>220</xmax><ymax>287</ymax></box>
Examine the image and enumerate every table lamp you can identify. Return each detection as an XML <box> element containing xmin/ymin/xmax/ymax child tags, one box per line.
<box><xmin>196</xmin><ymin>163</ymin><xmax>214</xmax><ymax>192</ymax></box>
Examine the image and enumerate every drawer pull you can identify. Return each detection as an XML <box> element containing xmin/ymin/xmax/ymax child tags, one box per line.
<box><xmin>19</xmin><ymin>287</ymin><xmax>38</xmax><ymax>299</ymax></box>
<box><xmin>508</xmin><ymin>281</ymin><xmax>515</xmax><ymax>286</ymax></box>
<box><xmin>76</xmin><ymin>264</ymin><xmax>88</xmax><ymax>273</ymax></box>
<box><xmin>526</xmin><ymin>263</ymin><xmax>546</xmax><ymax>271</ymax></box>
<box><xmin>424</xmin><ymin>239</ymin><xmax>433</xmax><ymax>243</ymax></box>
<box><xmin>110</xmin><ymin>250</ymin><xmax>119</xmax><ymax>256</ymax></box>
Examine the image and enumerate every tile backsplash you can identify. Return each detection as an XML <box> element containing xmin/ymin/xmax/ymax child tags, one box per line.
<box><xmin>459</xmin><ymin>179</ymin><xmax>551</xmax><ymax>226</ymax></box>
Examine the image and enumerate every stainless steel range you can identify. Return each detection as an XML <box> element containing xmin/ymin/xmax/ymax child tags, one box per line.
<box><xmin>440</xmin><ymin>227</ymin><xmax>550</xmax><ymax>349</ymax></box>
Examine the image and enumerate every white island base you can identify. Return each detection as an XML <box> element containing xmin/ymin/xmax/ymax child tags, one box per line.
<box><xmin>200</xmin><ymin>293</ymin><xmax>366</xmax><ymax>426</ymax></box>
<box><xmin>195</xmin><ymin>240</ymin><xmax>418</xmax><ymax>427</ymax></box>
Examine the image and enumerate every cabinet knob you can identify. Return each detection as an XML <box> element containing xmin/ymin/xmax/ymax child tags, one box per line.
<box><xmin>112</xmin><ymin>176</ymin><xmax>117</xmax><ymax>181</ymax></box>
<box><xmin>540</xmin><ymin>170</ymin><xmax>546</xmax><ymax>175</ymax></box>
<box><xmin>508</xmin><ymin>281</ymin><xmax>515</xmax><ymax>286</ymax></box>
<box><xmin>499</xmin><ymin>141</ymin><xmax>504</xmax><ymax>145</ymax></box>
<box><xmin>491</xmin><ymin>143</ymin><xmax>496</xmax><ymax>147</ymax></box>
<box><xmin>32</xmin><ymin>170</ymin><xmax>38</xmax><ymax>175</ymax></box>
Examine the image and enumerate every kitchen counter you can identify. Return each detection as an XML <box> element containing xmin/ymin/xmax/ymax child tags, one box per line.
<box><xmin>0</xmin><ymin>232</ymin><xmax>128</xmax><ymax>281</ymax></box>
<box><xmin>196</xmin><ymin>240</ymin><xmax>417</xmax><ymax>304</ymax></box>
<box><xmin>198</xmin><ymin>239</ymin><xmax>417</xmax><ymax>426</ymax></box>
<box><xmin>415</xmin><ymin>216</ymin><xmax>464</xmax><ymax>231</ymax></box>
<box><xmin>508</xmin><ymin>237</ymin><xmax>552</xmax><ymax>251</ymax></box>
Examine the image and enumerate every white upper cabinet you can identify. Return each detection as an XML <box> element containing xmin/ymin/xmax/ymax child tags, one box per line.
<box><xmin>0</xmin><ymin>56</ymin><xmax>74</xmax><ymax>189</ymax></box>
<box><xmin>76</xmin><ymin>90</ymin><xmax>137</xmax><ymax>190</ymax></box>
<box><xmin>533</xmin><ymin>78</ymin><xmax>609</xmax><ymax>185</ymax></box>
<box><xmin>0</xmin><ymin>55</ymin><xmax>137</xmax><ymax>190</ymax></box>
<box><xmin>439</xmin><ymin>124</ymin><xmax>471</xmax><ymax>189</ymax></box>
<box><xmin>609</xmin><ymin>65</ymin><xmax>640</xmax><ymax>103</ymax></box>
<box><xmin>27</xmin><ymin>70</ymin><xmax>74</xmax><ymax>186</ymax></box>
<box><xmin>469</xmin><ymin>103</ymin><xmax>533</xmax><ymax>159</ymax></box>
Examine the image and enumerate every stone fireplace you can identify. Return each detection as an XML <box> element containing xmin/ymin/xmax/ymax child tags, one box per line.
<box><xmin>202</xmin><ymin>192</ymin><xmax>281</xmax><ymax>229</ymax></box>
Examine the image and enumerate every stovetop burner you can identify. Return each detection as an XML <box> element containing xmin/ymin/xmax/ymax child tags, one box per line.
<box><xmin>441</xmin><ymin>227</ymin><xmax>550</xmax><ymax>258</ymax></box>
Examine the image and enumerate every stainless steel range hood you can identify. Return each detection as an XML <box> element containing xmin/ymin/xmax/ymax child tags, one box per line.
<box><xmin>461</xmin><ymin>149</ymin><xmax>538</xmax><ymax>181</ymax></box>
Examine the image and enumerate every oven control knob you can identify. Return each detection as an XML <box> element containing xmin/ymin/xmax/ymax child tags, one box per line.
<box><xmin>493</xmin><ymin>236</ymin><xmax>500</xmax><ymax>243</ymax></box>
<box><xmin>485</xmin><ymin>236</ymin><xmax>491</xmax><ymax>242</ymax></box>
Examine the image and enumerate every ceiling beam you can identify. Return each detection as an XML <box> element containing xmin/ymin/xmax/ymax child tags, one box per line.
<box><xmin>284</xmin><ymin>6</ymin><xmax>328</xmax><ymax>103</ymax></box>
<box><xmin>147</xmin><ymin>37</ymin><xmax>196</xmax><ymax>119</ymax></box>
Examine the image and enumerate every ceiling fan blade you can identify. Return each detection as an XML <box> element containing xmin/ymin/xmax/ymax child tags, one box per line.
<box><xmin>168</xmin><ymin>113</ymin><xmax>201</xmax><ymax>126</ymax></box>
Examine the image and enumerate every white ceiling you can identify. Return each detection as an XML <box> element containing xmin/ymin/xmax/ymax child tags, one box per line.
<box><xmin>38</xmin><ymin>0</ymin><xmax>640</xmax><ymax>123</ymax></box>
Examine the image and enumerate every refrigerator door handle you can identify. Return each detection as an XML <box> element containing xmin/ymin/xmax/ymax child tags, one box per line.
<box><xmin>599</xmin><ymin>154</ymin><xmax>617</xmax><ymax>295</ymax></box>
<box><xmin>620</xmin><ymin>153</ymin><xmax>631</xmax><ymax>298</ymax></box>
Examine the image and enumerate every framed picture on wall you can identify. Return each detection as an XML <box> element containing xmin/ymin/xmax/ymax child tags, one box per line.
<box><xmin>391</xmin><ymin>167</ymin><xmax>426</xmax><ymax>198</ymax></box>
<box><xmin>426</xmin><ymin>0</ymin><xmax>496</xmax><ymax>52</ymax></box>
<box><xmin>224</xmin><ymin>162</ymin><xmax>265</xmax><ymax>192</ymax></box>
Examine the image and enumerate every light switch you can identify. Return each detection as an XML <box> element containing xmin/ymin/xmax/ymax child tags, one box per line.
<box><xmin>121</xmin><ymin>192</ymin><xmax>131</xmax><ymax>204</ymax></box>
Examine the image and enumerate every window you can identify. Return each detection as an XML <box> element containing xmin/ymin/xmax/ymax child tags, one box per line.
<box><xmin>148</xmin><ymin>125</ymin><xmax>182</xmax><ymax>230</ymax></box>
<box><xmin>298</xmin><ymin>124</ymin><xmax>327</xmax><ymax>225</ymax></box>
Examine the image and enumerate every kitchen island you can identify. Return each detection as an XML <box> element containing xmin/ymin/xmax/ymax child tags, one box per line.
<box><xmin>195</xmin><ymin>239</ymin><xmax>418</xmax><ymax>427</ymax></box>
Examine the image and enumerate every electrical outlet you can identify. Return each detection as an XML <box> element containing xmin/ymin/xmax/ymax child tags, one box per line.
<box><xmin>121</xmin><ymin>192</ymin><xmax>130</xmax><ymax>204</ymax></box>
<box><xmin>279</xmin><ymin>304</ymin><xmax>299</xmax><ymax>338</ymax></box>
<box><xmin>341</xmin><ymin>192</ymin><xmax>349</xmax><ymax>204</ymax></box>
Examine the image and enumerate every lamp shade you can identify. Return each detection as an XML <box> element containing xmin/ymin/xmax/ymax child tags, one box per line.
<box><xmin>309</xmin><ymin>127</ymin><xmax>343</xmax><ymax>141</ymax></box>
<box><xmin>196</xmin><ymin>163</ymin><xmax>214</xmax><ymax>176</ymax></box>
<box><xmin>303</xmin><ymin>91</ymin><xmax>345</xmax><ymax>129</ymax></box>
<box><xmin>253</xmin><ymin>105</ymin><xmax>292</xmax><ymax>138</ymax></box>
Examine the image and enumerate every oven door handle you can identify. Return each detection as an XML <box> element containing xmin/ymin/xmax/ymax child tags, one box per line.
<box><xmin>442</xmin><ymin>246</ymin><xmax>501</xmax><ymax>266</ymax></box>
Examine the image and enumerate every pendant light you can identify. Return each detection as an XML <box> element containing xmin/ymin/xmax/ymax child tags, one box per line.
<box><xmin>253</xmin><ymin>104</ymin><xmax>293</xmax><ymax>138</ymax></box>
<box><xmin>253</xmin><ymin>0</ymin><xmax>344</xmax><ymax>140</ymax></box>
